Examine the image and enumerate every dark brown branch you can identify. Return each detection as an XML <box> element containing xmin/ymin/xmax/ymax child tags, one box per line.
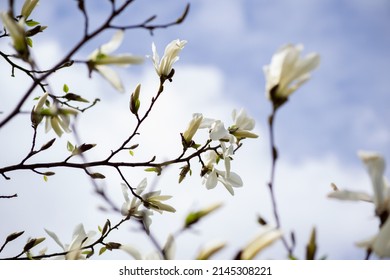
<box><xmin>0</xmin><ymin>193</ymin><xmax>17</xmax><ymax>199</ymax></box>
<box><xmin>110</xmin><ymin>3</ymin><xmax>190</xmax><ymax>35</ymax></box>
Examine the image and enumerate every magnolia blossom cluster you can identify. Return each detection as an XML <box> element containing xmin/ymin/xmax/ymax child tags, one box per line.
<box><xmin>32</xmin><ymin>92</ymin><xmax>77</xmax><ymax>137</ymax></box>
<box><xmin>120</xmin><ymin>178</ymin><xmax>176</xmax><ymax>233</ymax></box>
<box><xmin>182</xmin><ymin>108</ymin><xmax>258</xmax><ymax>195</ymax></box>
<box><xmin>328</xmin><ymin>151</ymin><xmax>390</xmax><ymax>258</ymax></box>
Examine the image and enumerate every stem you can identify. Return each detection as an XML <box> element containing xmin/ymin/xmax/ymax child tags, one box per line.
<box><xmin>267</xmin><ymin>107</ymin><xmax>293</xmax><ymax>256</ymax></box>
<box><xmin>107</xmin><ymin>79</ymin><xmax>166</xmax><ymax>161</ymax></box>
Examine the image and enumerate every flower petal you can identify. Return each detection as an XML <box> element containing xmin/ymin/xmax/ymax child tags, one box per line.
<box><xmin>120</xmin><ymin>244</ymin><xmax>143</xmax><ymax>260</ymax></box>
<box><xmin>358</xmin><ymin>150</ymin><xmax>386</xmax><ymax>212</ymax></box>
<box><xmin>100</xmin><ymin>30</ymin><xmax>124</xmax><ymax>54</ymax></box>
<box><xmin>44</xmin><ymin>228</ymin><xmax>65</xmax><ymax>250</ymax></box>
<box><xmin>240</xmin><ymin>227</ymin><xmax>283</xmax><ymax>260</ymax></box>
<box><xmin>327</xmin><ymin>190</ymin><xmax>373</xmax><ymax>203</ymax></box>
<box><xmin>95</xmin><ymin>65</ymin><xmax>124</xmax><ymax>92</ymax></box>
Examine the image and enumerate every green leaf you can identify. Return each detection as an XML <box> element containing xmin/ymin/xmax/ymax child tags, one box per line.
<box><xmin>63</xmin><ymin>84</ymin><xmax>69</xmax><ymax>93</ymax></box>
<box><xmin>26</xmin><ymin>20</ymin><xmax>40</xmax><ymax>27</ymax></box>
<box><xmin>43</xmin><ymin>175</ymin><xmax>48</xmax><ymax>182</ymax></box>
<box><xmin>67</xmin><ymin>141</ymin><xmax>74</xmax><ymax>152</ymax></box>
<box><xmin>99</xmin><ymin>247</ymin><xmax>107</xmax><ymax>256</ymax></box>
<box><xmin>82</xmin><ymin>250</ymin><xmax>93</xmax><ymax>258</ymax></box>
<box><xmin>26</xmin><ymin>37</ymin><xmax>33</xmax><ymax>48</ymax></box>
<box><xmin>144</xmin><ymin>167</ymin><xmax>162</xmax><ymax>175</ymax></box>
<box><xmin>129</xmin><ymin>150</ymin><xmax>134</xmax><ymax>156</ymax></box>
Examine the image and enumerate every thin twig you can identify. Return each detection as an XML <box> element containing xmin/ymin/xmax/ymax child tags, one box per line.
<box><xmin>267</xmin><ymin>107</ymin><xmax>294</xmax><ymax>257</ymax></box>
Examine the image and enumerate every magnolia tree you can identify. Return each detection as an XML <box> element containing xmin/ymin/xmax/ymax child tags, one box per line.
<box><xmin>0</xmin><ymin>1</ymin><xmax>389</xmax><ymax>260</ymax></box>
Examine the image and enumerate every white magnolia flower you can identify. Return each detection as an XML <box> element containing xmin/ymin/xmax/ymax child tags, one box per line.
<box><xmin>328</xmin><ymin>151</ymin><xmax>389</xmax><ymax>215</ymax></box>
<box><xmin>121</xmin><ymin>178</ymin><xmax>175</xmax><ymax>232</ymax></box>
<box><xmin>240</xmin><ymin>226</ymin><xmax>283</xmax><ymax>260</ymax></box>
<box><xmin>21</xmin><ymin>0</ymin><xmax>39</xmax><ymax>19</ymax></box>
<box><xmin>45</xmin><ymin>224</ymin><xmax>96</xmax><ymax>260</ymax></box>
<box><xmin>263</xmin><ymin>44</ymin><xmax>320</xmax><ymax>102</ymax></box>
<box><xmin>143</xmin><ymin>190</ymin><xmax>176</xmax><ymax>214</ymax></box>
<box><xmin>32</xmin><ymin>93</ymin><xmax>77</xmax><ymax>137</ymax></box>
<box><xmin>182</xmin><ymin>113</ymin><xmax>203</xmax><ymax>145</ymax></box>
<box><xmin>202</xmin><ymin>151</ymin><xmax>243</xmax><ymax>195</ymax></box>
<box><xmin>199</xmin><ymin>118</ymin><xmax>231</xmax><ymax>141</ymax></box>
<box><xmin>229</xmin><ymin>108</ymin><xmax>259</xmax><ymax>139</ymax></box>
<box><xmin>328</xmin><ymin>150</ymin><xmax>390</xmax><ymax>258</ymax></box>
<box><xmin>152</xmin><ymin>39</ymin><xmax>187</xmax><ymax>78</ymax></box>
<box><xmin>1</xmin><ymin>12</ymin><xmax>28</xmax><ymax>57</ymax></box>
<box><xmin>121</xmin><ymin>178</ymin><xmax>153</xmax><ymax>232</ymax></box>
<box><xmin>88</xmin><ymin>30</ymin><xmax>144</xmax><ymax>92</ymax></box>
<box><xmin>356</xmin><ymin>217</ymin><xmax>390</xmax><ymax>258</ymax></box>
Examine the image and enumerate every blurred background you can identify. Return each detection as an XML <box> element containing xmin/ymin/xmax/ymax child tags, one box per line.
<box><xmin>1</xmin><ymin>0</ymin><xmax>389</xmax><ymax>259</ymax></box>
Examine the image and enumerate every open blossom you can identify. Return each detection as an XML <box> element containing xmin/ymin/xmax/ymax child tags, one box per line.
<box><xmin>121</xmin><ymin>178</ymin><xmax>175</xmax><ymax>232</ymax></box>
<box><xmin>88</xmin><ymin>30</ymin><xmax>144</xmax><ymax>92</ymax></box>
<box><xmin>328</xmin><ymin>150</ymin><xmax>390</xmax><ymax>257</ymax></box>
<box><xmin>263</xmin><ymin>44</ymin><xmax>320</xmax><ymax>103</ymax></box>
<box><xmin>152</xmin><ymin>39</ymin><xmax>187</xmax><ymax>78</ymax></box>
<box><xmin>202</xmin><ymin>150</ymin><xmax>243</xmax><ymax>195</ymax></box>
<box><xmin>45</xmin><ymin>224</ymin><xmax>96</xmax><ymax>260</ymax></box>
<box><xmin>328</xmin><ymin>151</ymin><xmax>389</xmax><ymax>215</ymax></box>
<box><xmin>229</xmin><ymin>108</ymin><xmax>259</xmax><ymax>140</ymax></box>
<box><xmin>32</xmin><ymin>93</ymin><xmax>77</xmax><ymax>137</ymax></box>
<box><xmin>356</xmin><ymin>217</ymin><xmax>390</xmax><ymax>258</ymax></box>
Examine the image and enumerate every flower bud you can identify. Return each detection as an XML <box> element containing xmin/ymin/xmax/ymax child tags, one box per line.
<box><xmin>130</xmin><ymin>84</ymin><xmax>141</xmax><ymax>115</ymax></box>
<box><xmin>21</xmin><ymin>0</ymin><xmax>39</xmax><ymax>20</ymax></box>
<box><xmin>0</xmin><ymin>12</ymin><xmax>28</xmax><ymax>59</ymax></box>
<box><xmin>182</xmin><ymin>113</ymin><xmax>203</xmax><ymax>145</ymax></box>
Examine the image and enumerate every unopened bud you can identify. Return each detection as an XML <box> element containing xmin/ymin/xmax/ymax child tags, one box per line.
<box><xmin>130</xmin><ymin>84</ymin><xmax>141</xmax><ymax>115</ymax></box>
<box><xmin>21</xmin><ymin>0</ymin><xmax>39</xmax><ymax>20</ymax></box>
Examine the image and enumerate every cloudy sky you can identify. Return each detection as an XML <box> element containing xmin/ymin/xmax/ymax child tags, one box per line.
<box><xmin>1</xmin><ymin>0</ymin><xmax>389</xmax><ymax>260</ymax></box>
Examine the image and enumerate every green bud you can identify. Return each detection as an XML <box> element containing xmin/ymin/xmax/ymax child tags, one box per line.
<box><xmin>130</xmin><ymin>84</ymin><xmax>141</xmax><ymax>115</ymax></box>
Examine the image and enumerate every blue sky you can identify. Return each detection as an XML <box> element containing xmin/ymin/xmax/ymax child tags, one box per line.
<box><xmin>1</xmin><ymin>0</ymin><xmax>389</xmax><ymax>260</ymax></box>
